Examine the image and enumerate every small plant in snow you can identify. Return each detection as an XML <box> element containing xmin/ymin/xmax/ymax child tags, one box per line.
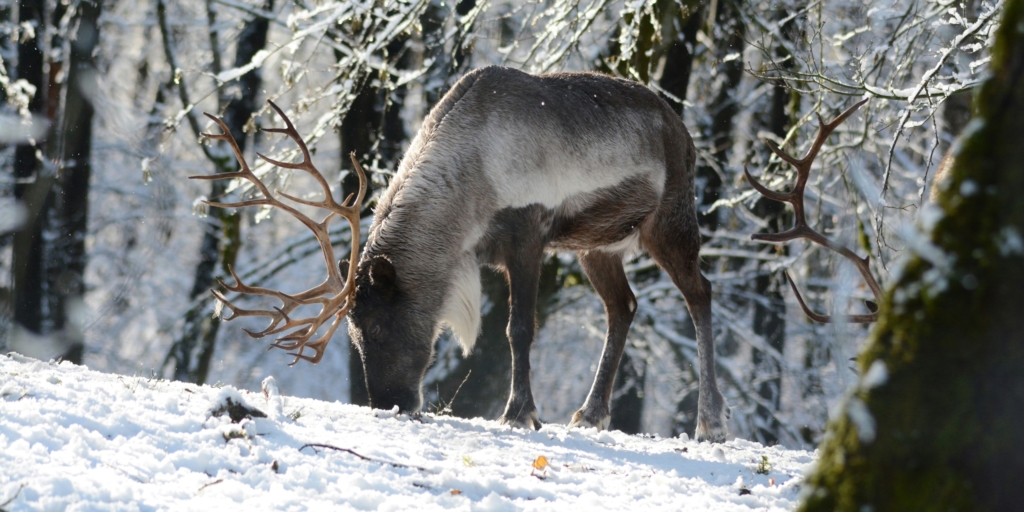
<box><xmin>222</xmin><ymin>427</ymin><xmax>247</xmax><ymax>442</ymax></box>
<box><xmin>755</xmin><ymin>455</ymin><xmax>772</xmax><ymax>475</ymax></box>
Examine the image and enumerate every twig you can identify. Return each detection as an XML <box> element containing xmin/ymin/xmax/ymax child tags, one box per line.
<box><xmin>920</xmin><ymin>85</ymin><xmax>941</xmax><ymax>206</ymax></box>
<box><xmin>155</xmin><ymin>0</ymin><xmax>213</xmax><ymax>161</ymax></box>
<box><xmin>877</xmin><ymin>0</ymin><xmax>1005</xmax><ymax>248</ymax></box>
<box><xmin>0</xmin><ymin>484</ymin><xmax>25</xmax><ymax>510</ymax></box>
<box><xmin>298</xmin><ymin>443</ymin><xmax>430</xmax><ymax>472</ymax></box>
<box><xmin>198</xmin><ymin>478</ymin><xmax>224</xmax><ymax>492</ymax></box>
<box><xmin>211</xmin><ymin>0</ymin><xmax>286</xmax><ymax>26</ymax></box>
<box><xmin>441</xmin><ymin>370</ymin><xmax>472</xmax><ymax>415</ymax></box>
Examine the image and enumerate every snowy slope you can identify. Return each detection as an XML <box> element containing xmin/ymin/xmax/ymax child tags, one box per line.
<box><xmin>0</xmin><ymin>353</ymin><xmax>816</xmax><ymax>511</ymax></box>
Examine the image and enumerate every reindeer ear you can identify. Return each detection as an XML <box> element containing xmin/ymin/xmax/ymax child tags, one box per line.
<box><xmin>338</xmin><ymin>259</ymin><xmax>350</xmax><ymax>281</ymax></box>
<box><xmin>368</xmin><ymin>256</ymin><xmax>397</xmax><ymax>291</ymax></box>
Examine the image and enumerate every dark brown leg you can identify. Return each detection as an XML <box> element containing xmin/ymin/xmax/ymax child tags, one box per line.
<box><xmin>497</xmin><ymin>249</ymin><xmax>544</xmax><ymax>429</ymax></box>
<box><xmin>641</xmin><ymin>209</ymin><xmax>730</xmax><ymax>442</ymax></box>
<box><xmin>570</xmin><ymin>250</ymin><xmax>637</xmax><ymax>430</ymax></box>
<box><xmin>485</xmin><ymin>208</ymin><xmax>549</xmax><ymax>430</ymax></box>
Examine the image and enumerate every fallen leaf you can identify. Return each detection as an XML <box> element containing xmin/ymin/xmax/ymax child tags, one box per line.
<box><xmin>450</xmin><ymin>489</ymin><xmax>462</xmax><ymax>495</ymax></box>
<box><xmin>532</xmin><ymin>455</ymin><xmax>549</xmax><ymax>470</ymax></box>
<box><xmin>769</xmin><ymin>478</ymin><xmax>775</xmax><ymax>487</ymax></box>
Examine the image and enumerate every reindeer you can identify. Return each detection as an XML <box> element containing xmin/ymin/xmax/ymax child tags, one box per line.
<box><xmin>198</xmin><ymin>66</ymin><xmax>730</xmax><ymax>442</ymax></box>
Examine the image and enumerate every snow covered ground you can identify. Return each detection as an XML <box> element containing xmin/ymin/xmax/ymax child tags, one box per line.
<box><xmin>0</xmin><ymin>353</ymin><xmax>817</xmax><ymax>511</ymax></box>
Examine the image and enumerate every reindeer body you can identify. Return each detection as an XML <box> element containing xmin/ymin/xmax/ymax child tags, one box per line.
<box><xmin>348</xmin><ymin>66</ymin><xmax>729</xmax><ymax>441</ymax></box>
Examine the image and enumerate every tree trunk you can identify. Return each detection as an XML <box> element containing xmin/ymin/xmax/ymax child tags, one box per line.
<box><xmin>657</xmin><ymin>2</ymin><xmax>702</xmax><ymax>115</ymax></box>
<box><xmin>800</xmin><ymin>2</ymin><xmax>1024</xmax><ymax>509</ymax></box>
<box><xmin>338</xmin><ymin>32</ymin><xmax>412</xmax><ymax>405</ymax></box>
<box><xmin>694</xmin><ymin>0</ymin><xmax>744</xmax><ymax>234</ymax></box>
<box><xmin>10</xmin><ymin>0</ymin><xmax>100</xmax><ymax>364</ymax></box>
<box><xmin>46</xmin><ymin>0</ymin><xmax>102</xmax><ymax>364</ymax></box>
<box><xmin>11</xmin><ymin>0</ymin><xmax>48</xmax><ymax>338</ymax></box>
<box><xmin>668</xmin><ymin>0</ymin><xmax>745</xmax><ymax>437</ymax></box>
<box><xmin>0</xmin><ymin>1</ymin><xmax>12</xmax><ymax>348</ymax></box>
<box><xmin>750</xmin><ymin>4</ymin><xmax>797</xmax><ymax>446</ymax></box>
<box><xmin>167</xmin><ymin>1</ymin><xmax>273</xmax><ymax>384</ymax></box>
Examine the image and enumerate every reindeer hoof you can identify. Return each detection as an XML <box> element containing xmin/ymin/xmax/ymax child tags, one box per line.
<box><xmin>568</xmin><ymin>408</ymin><xmax>610</xmax><ymax>431</ymax></box>
<box><xmin>695</xmin><ymin>422</ymin><xmax>728</xmax><ymax>443</ymax></box>
<box><xmin>695</xmin><ymin>396</ymin><xmax>731</xmax><ymax>443</ymax></box>
<box><xmin>499</xmin><ymin>408</ymin><xmax>542</xmax><ymax>430</ymax></box>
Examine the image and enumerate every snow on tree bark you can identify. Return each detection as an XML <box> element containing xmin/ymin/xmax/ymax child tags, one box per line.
<box><xmin>800</xmin><ymin>1</ymin><xmax>1024</xmax><ymax>509</ymax></box>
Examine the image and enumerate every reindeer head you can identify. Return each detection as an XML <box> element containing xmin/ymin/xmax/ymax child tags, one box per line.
<box><xmin>346</xmin><ymin>255</ymin><xmax>434</xmax><ymax>413</ymax></box>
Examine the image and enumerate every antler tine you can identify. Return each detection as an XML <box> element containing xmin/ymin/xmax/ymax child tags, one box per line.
<box><xmin>212</xmin><ymin>290</ymin><xmax>272</xmax><ymax>323</ymax></box>
<box><xmin>345</xmin><ymin>152</ymin><xmax>368</xmax><ymax>219</ymax></box>
<box><xmin>744</xmin><ymin>164</ymin><xmax>795</xmax><ymax>203</ymax></box>
<box><xmin>764</xmin><ymin>140</ymin><xmax>803</xmax><ymax>168</ymax></box>
<box><xmin>213</xmin><ymin>266</ymin><xmax>307</xmax><ymax>337</ymax></box>
<box><xmin>194</xmin><ymin>112</ymin><xmax>280</xmax><ymax>207</ymax></box>
<box><xmin>334</xmin><ymin>152</ymin><xmax>367</xmax><ymax>305</ymax></box>
<box><xmin>748</xmin><ymin>100</ymin><xmax>880</xmax><ymax>324</ymax></box>
<box><xmin>785</xmin><ymin>272</ymin><xmax>878</xmax><ymax>324</ymax></box>
<box><xmin>783</xmin><ymin>272</ymin><xmax>831</xmax><ymax>324</ymax></box>
<box><xmin>199</xmin><ymin>112</ymin><xmax>256</xmax><ymax>176</ymax></box>
<box><xmin>285</xmin><ymin>313</ymin><xmax>346</xmax><ymax>365</ymax></box>
<box><xmin>192</xmin><ymin>101</ymin><xmax>368</xmax><ymax>365</ymax></box>
<box><xmin>261</xmin><ymin>101</ymin><xmax>346</xmax><ymax>214</ymax></box>
<box><xmin>218</xmin><ymin>266</ymin><xmax>299</xmax><ymax>305</ymax></box>
<box><xmin>798</xmin><ymin>99</ymin><xmax>871</xmax><ymax>172</ymax></box>
<box><xmin>211</xmin><ymin>289</ymin><xmax>299</xmax><ymax>337</ymax></box>
<box><xmin>272</xmin><ymin>275</ymin><xmax>359</xmax><ymax>361</ymax></box>
<box><xmin>202</xmin><ymin>198</ymin><xmax>273</xmax><ymax>210</ymax></box>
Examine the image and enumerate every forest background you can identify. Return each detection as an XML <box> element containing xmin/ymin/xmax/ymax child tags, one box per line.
<box><xmin>0</xmin><ymin>0</ymin><xmax>1002</xmax><ymax>448</ymax></box>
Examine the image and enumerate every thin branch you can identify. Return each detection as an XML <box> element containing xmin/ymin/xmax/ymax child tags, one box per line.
<box><xmin>298</xmin><ymin>444</ymin><xmax>431</xmax><ymax>472</ymax></box>
<box><xmin>212</xmin><ymin>0</ymin><xmax>287</xmax><ymax>26</ymax></box>
<box><xmin>876</xmin><ymin>0</ymin><xmax>1005</xmax><ymax>246</ymax></box>
<box><xmin>156</xmin><ymin>0</ymin><xmax>208</xmax><ymax>149</ymax></box>
<box><xmin>0</xmin><ymin>484</ymin><xmax>26</xmax><ymax>509</ymax></box>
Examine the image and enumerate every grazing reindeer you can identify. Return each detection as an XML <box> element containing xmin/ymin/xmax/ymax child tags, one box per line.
<box><xmin>200</xmin><ymin>66</ymin><xmax>730</xmax><ymax>442</ymax></box>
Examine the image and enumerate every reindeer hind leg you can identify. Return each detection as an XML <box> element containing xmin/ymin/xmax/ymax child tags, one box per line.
<box><xmin>641</xmin><ymin>205</ymin><xmax>730</xmax><ymax>442</ymax></box>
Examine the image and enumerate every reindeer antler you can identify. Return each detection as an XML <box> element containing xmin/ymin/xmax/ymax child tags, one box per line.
<box><xmin>745</xmin><ymin>98</ymin><xmax>881</xmax><ymax>323</ymax></box>
<box><xmin>192</xmin><ymin>100</ymin><xmax>367</xmax><ymax>364</ymax></box>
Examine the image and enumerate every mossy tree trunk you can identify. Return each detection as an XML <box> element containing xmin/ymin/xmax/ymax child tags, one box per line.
<box><xmin>800</xmin><ymin>2</ymin><xmax>1024</xmax><ymax>510</ymax></box>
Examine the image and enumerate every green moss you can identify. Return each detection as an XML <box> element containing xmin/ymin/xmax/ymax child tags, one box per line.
<box><xmin>799</xmin><ymin>1</ymin><xmax>1024</xmax><ymax>510</ymax></box>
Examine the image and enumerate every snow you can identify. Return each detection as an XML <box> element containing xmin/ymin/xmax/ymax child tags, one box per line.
<box><xmin>959</xmin><ymin>179</ymin><xmax>979</xmax><ymax>197</ymax></box>
<box><xmin>845</xmin><ymin>398</ymin><xmax>876</xmax><ymax>443</ymax></box>
<box><xmin>0</xmin><ymin>353</ymin><xmax>817</xmax><ymax>511</ymax></box>
<box><xmin>213</xmin><ymin>50</ymin><xmax>271</xmax><ymax>83</ymax></box>
<box><xmin>860</xmin><ymin>361</ymin><xmax>888</xmax><ymax>390</ymax></box>
<box><xmin>0</xmin><ymin>199</ymin><xmax>27</xmax><ymax>235</ymax></box>
<box><xmin>998</xmin><ymin>227</ymin><xmax>1024</xmax><ymax>257</ymax></box>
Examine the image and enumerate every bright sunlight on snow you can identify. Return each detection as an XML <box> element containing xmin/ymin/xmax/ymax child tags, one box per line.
<box><xmin>0</xmin><ymin>353</ymin><xmax>816</xmax><ymax>511</ymax></box>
